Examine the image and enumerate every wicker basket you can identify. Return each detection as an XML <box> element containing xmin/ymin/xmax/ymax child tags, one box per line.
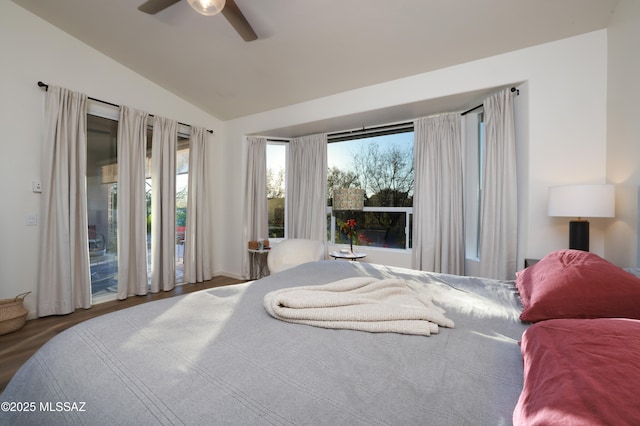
<box><xmin>0</xmin><ymin>292</ymin><xmax>31</xmax><ymax>335</ymax></box>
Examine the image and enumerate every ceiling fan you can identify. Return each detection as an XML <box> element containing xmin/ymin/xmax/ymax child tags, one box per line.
<box><xmin>138</xmin><ymin>0</ymin><xmax>258</xmax><ymax>42</ymax></box>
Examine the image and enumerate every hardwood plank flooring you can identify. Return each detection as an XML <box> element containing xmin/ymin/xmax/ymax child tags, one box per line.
<box><xmin>0</xmin><ymin>276</ymin><xmax>245</xmax><ymax>393</ymax></box>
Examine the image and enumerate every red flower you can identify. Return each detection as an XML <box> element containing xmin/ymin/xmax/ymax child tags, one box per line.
<box><xmin>341</xmin><ymin>219</ymin><xmax>357</xmax><ymax>235</ymax></box>
<box><xmin>340</xmin><ymin>218</ymin><xmax>360</xmax><ymax>251</ymax></box>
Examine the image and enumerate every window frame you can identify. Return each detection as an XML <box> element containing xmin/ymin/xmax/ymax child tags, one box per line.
<box><xmin>326</xmin><ymin>125</ymin><xmax>415</xmax><ymax>251</ymax></box>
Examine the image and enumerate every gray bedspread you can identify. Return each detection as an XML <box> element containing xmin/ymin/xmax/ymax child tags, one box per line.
<box><xmin>1</xmin><ymin>261</ymin><xmax>528</xmax><ymax>425</ymax></box>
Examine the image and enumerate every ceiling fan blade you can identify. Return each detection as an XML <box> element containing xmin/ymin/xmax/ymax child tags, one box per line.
<box><xmin>138</xmin><ymin>0</ymin><xmax>182</xmax><ymax>14</ymax></box>
<box><xmin>221</xmin><ymin>0</ymin><xmax>258</xmax><ymax>42</ymax></box>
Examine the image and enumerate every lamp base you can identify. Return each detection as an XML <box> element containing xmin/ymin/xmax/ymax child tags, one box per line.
<box><xmin>569</xmin><ymin>220</ymin><xmax>589</xmax><ymax>252</ymax></box>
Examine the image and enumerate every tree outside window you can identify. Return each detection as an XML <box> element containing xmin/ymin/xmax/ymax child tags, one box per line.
<box><xmin>328</xmin><ymin>131</ymin><xmax>414</xmax><ymax>249</ymax></box>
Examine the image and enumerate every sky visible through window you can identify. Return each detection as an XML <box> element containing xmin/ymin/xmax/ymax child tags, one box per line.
<box><xmin>266</xmin><ymin>132</ymin><xmax>414</xmax><ymax>188</ymax></box>
<box><xmin>266</xmin><ymin>143</ymin><xmax>286</xmax><ymax>180</ymax></box>
<box><xmin>328</xmin><ymin>133</ymin><xmax>413</xmax><ymax>178</ymax></box>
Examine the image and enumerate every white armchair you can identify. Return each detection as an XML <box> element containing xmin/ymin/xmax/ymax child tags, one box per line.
<box><xmin>267</xmin><ymin>239</ymin><xmax>325</xmax><ymax>274</ymax></box>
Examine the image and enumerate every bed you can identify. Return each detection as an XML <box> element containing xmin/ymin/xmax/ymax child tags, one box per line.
<box><xmin>2</xmin><ymin>251</ymin><xmax>640</xmax><ymax>425</ymax></box>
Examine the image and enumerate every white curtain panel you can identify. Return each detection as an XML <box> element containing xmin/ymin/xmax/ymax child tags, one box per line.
<box><xmin>184</xmin><ymin>127</ymin><xmax>214</xmax><ymax>283</ymax></box>
<box><xmin>242</xmin><ymin>137</ymin><xmax>268</xmax><ymax>279</ymax></box>
<box><xmin>287</xmin><ymin>133</ymin><xmax>328</xmax><ymax>242</ymax></box>
<box><xmin>37</xmin><ymin>86</ymin><xmax>91</xmax><ymax>316</ymax></box>
<box><xmin>479</xmin><ymin>88</ymin><xmax>518</xmax><ymax>280</ymax></box>
<box><xmin>150</xmin><ymin>116</ymin><xmax>177</xmax><ymax>292</ymax></box>
<box><xmin>117</xmin><ymin>106</ymin><xmax>150</xmax><ymax>299</ymax></box>
<box><xmin>412</xmin><ymin>113</ymin><xmax>465</xmax><ymax>275</ymax></box>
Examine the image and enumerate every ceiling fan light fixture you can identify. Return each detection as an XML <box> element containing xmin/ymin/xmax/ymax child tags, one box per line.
<box><xmin>187</xmin><ymin>0</ymin><xmax>225</xmax><ymax>16</ymax></box>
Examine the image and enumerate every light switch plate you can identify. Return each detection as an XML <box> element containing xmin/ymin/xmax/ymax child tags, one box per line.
<box><xmin>26</xmin><ymin>214</ymin><xmax>37</xmax><ymax>226</ymax></box>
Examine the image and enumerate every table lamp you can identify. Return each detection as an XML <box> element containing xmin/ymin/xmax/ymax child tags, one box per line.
<box><xmin>332</xmin><ymin>188</ymin><xmax>365</xmax><ymax>252</ymax></box>
<box><xmin>547</xmin><ymin>184</ymin><xmax>615</xmax><ymax>251</ymax></box>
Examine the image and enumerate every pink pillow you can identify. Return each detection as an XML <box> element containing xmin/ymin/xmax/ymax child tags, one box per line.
<box><xmin>513</xmin><ymin>318</ymin><xmax>640</xmax><ymax>425</ymax></box>
<box><xmin>516</xmin><ymin>249</ymin><xmax>640</xmax><ymax>322</ymax></box>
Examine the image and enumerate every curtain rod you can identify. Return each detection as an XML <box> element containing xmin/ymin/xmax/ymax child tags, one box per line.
<box><xmin>460</xmin><ymin>86</ymin><xmax>520</xmax><ymax>116</ymax></box>
<box><xmin>37</xmin><ymin>81</ymin><xmax>214</xmax><ymax>134</ymax></box>
<box><xmin>328</xmin><ymin>121</ymin><xmax>414</xmax><ymax>142</ymax></box>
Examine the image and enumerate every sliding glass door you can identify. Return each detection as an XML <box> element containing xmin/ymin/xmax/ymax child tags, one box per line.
<box><xmin>86</xmin><ymin>115</ymin><xmax>119</xmax><ymax>301</ymax></box>
<box><xmin>145</xmin><ymin>132</ymin><xmax>189</xmax><ymax>285</ymax></box>
<box><xmin>87</xmin><ymin>114</ymin><xmax>190</xmax><ymax>302</ymax></box>
<box><xmin>175</xmin><ymin>137</ymin><xmax>189</xmax><ymax>284</ymax></box>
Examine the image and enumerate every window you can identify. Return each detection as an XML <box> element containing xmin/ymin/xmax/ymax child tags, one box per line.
<box><xmin>464</xmin><ymin>111</ymin><xmax>484</xmax><ymax>260</ymax></box>
<box><xmin>266</xmin><ymin>142</ymin><xmax>287</xmax><ymax>239</ymax></box>
<box><xmin>327</xmin><ymin>125</ymin><xmax>414</xmax><ymax>249</ymax></box>
<box><xmin>175</xmin><ymin>138</ymin><xmax>189</xmax><ymax>282</ymax></box>
<box><xmin>263</xmin><ymin>114</ymin><xmax>483</xmax><ymax>259</ymax></box>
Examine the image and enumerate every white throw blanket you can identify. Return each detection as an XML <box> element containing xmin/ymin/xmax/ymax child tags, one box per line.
<box><xmin>263</xmin><ymin>277</ymin><xmax>455</xmax><ymax>336</ymax></box>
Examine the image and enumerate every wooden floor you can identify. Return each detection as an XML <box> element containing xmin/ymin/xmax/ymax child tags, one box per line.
<box><xmin>0</xmin><ymin>276</ymin><xmax>245</xmax><ymax>393</ymax></box>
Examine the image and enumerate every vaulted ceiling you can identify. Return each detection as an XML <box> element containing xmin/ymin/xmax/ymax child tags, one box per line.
<box><xmin>14</xmin><ymin>0</ymin><xmax>619</xmax><ymax>121</ymax></box>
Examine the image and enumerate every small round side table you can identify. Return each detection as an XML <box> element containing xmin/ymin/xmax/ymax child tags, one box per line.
<box><xmin>329</xmin><ymin>250</ymin><xmax>367</xmax><ymax>261</ymax></box>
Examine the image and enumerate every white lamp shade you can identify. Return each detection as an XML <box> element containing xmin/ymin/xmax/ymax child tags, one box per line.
<box><xmin>333</xmin><ymin>188</ymin><xmax>365</xmax><ymax>211</ymax></box>
<box><xmin>548</xmin><ymin>184</ymin><xmax>615</xmax><ymax>218</ymax></box>
<box><xmin>187</xmin><ymin>0</ymin><xmax>225</xmax><ymax>16</ymax></box>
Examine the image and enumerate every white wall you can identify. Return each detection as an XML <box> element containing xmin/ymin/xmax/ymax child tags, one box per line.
<box><xmin>0</xmin><ymin>2</ymin><xmax>223</xmax><ymax>317</ymax></box>
<box><xmin>223</xmin><ymin>30</ymin><xmax>610</xmax><ymax>278</ymax></box>
<box><xmin>606</xmin><ymin>0</ymin><xmax>640</xmax><ymax>267</ymax></box>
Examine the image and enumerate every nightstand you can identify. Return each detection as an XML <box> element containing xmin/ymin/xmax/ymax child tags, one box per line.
<box><xmin>248</xmin><ymin>248</ymin><xmax>270</xmax><ymax>279</ymax></box>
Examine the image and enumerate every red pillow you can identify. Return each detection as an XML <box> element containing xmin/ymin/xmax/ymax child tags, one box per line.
<box><xmin>516</xmin><ymin>249</ymin><xmax>640</xmax><ymax>322</ymax></box>
<box><xmin>513</xmin><ymin>318</ymin><xmax>640</xmax><ymax>425</ymax></box>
